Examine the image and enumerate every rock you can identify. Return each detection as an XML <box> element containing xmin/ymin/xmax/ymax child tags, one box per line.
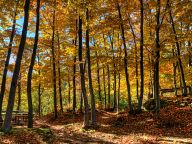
<box><xmin>143</xmin><ymin>99</ymin><xmax>168</xmax><ymax>111</ymax></box>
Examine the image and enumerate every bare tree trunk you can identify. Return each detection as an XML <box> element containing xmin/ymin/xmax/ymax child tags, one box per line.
<box><xmin>107</xmin><ymin>65</ymin><xmax>110</xmax><ymax>110</ymax></box>
<box><xmin>86</xmin><ymin>8</ymin><xmax>96</xmax><ymax>125</ymax></box>
<box><xmin>138</xmin><ymin>0</ymin><xmax>144</xmax><ymax>111</ymax></box>
<box><xmin>117</xmin><ymin>2</ymin><xmax>133</xmax><ymax>112</ymax></box>
<box><xmin>172</xmin><ymin>49</ymin><xmax>178</xmax><ymax>96</ymax></box>
<box><xmin>73</xmin><ymin>20</ymin><xmax>78</xmax><ymax>114</ymax></box>
<box><xmin>51</xmin><ymin>0</ymin><xmax>57</xmax><ymax>119</ymax></box>
<box><xmin>154</xmin><ymin>0</ymin><xmax>161</xmax><ymax>114</ymax></box>
<box><xmin>128</xmin><ymin>15</ymin><xmax>139</xmax><ymax>101</ymax></box>
<box><xmin>73</xmin><ymin>56</ymin><xmax>76</xmax><ymax>113</ymax></box>
<box><xmin>17</xmin><ymin>73</ymin><xmax>21</xmax><ymax>111</ymax></box>
<box><xmin>2</xmin><ymin>0</ymin><xmax>30</xmax><ymax>133</ymax></box>
<box><xmin>78</xmin><ymin>16</ymin><xmax>89</xmax><ymax>128</ymax></box>
<box><xmin>38</xmin><ymin>54</ymin><xmax>41</xmax><ymax>116</ymax></box>
<box><xmin>96</xmin><ymin>51</ymin><xmax>102</xmax><ymax>107</ymax></box>
<box><xmin>117</xmin><ymin>73</ymin><xmax>120</xmax><ymax>114</ymax></box>
<box><xmin>109</xmin><ymin>34</ymin><xmax>117</xmax><ymax>111</ymax></box>
<box><xmin>27</xmin><ymin>0</ymin><xmax>40</xmax><ymax>128</ymax></box>
<box><xmin>103</xmin><ymin>67</ymin><xmax>107</xmax><ymax>110</ymax></box>
<box><xmin>169</xmin><ymin>3</ymin><xmax>187</xmax><ymax>96</ymax></box>
<box><xmin>68</xmin><ymin>74</ymin><xmax>71</xmax><ymax>105</ymax></box>
<box><xmin>0</xmin><ymin>1</ymin><xmax>18</xmax><ymax>122</ymax></box>
<box><xmin>56</xmin><ymin>32</ymin><xmax>63</xmax><ymax>112</ymax></box>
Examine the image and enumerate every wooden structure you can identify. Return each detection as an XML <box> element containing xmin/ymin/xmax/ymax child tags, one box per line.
<box><xmin>1</xmin><ymin>111</ymin><xmax>28</xmax><ymax>125</ymax></box>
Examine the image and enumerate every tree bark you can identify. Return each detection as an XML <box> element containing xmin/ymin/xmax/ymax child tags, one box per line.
<box><xmin>107</xmin><ymin>65</ymin><xmax>110</xmax><ymax>110</ymax></box>
<box><xmin>27</xmin><ymin>0</ymin><xmax>40</xmax><ymax>128</ymax></box>
<box><xmin>117</xmin><ymin>2</ymin><xmax>133</xmax><ymax>112</ymax></box>
<box><xmin>128</xmin><ymin>15</ymin><xmax>139</xmax><ymax>101</ymax></box>
<box><xmin>103</xmin><ymin>67</ymin><xmax>107</xmax><ymax>110</ymax></box>
<box><xmin>169</xmin><ymin>5</ymin><xmax>187</xmax><ymax>96</ymax></box>
<box><xmin>51</xmin><ymin>0</ymin><xmax>57</xmax><ymax>119</ymax></box>
<box><xmin>72</xmin><ymin>19</ymin><xmax>78</xmax><ymax>113</ymax></box>
<box><xmin>138</xmin><ymin>0</ymin><xmax>144</xmax><ymax>111</ymax></box>
<box><xmin>96</xmin><ymin>51</ymin><xmax>102</xmax><ymax>107</ymax></box>
<box><xmin>57</xmin><ymin>32</ymin><xmax>63</xmax><ymax>112</ymax></box>
<box><xmin>154</xmin><ymin>0</ymin><xmax>161</xmax><ymax>114</ymax></box>
<box><xmin>17</xmin><ymin>74</ymin><xmax>21</xmax><ymax>111</ymax></box>
<box><xmin>172</xmin><ymin>49</ymin><xmax>178</xmax><ymax>96</ymax></box>
<box><xmin>0</xmin><ymin>1</ymin><xmax>18</xmax><ymax>122</ymax></box>
<box><xmin>2</xmin><ymin>0</ymin><xmax>30</xmax><ymax>133</ymax></box>
<box><xmin>38</xmin><ymin>54</ymin><xmax>41</xmax><ymax>116</ymax></box>
<box><xmin>78</xmin><ymin>16</ymin><xmax>89</xmax><ymax>128</ymax></box>
<box><xmin>109</xmin><ymin>34</ymin><xmax>117</xmax><ymax>111</ymax></box>
<box><xmin>68</xmin><ymin>74</ymin><xmax>71</xmax><ymax>105</ymax></box>
<box><xmin>86</xmin><ymin>8</ymin><xmax>96</xmax><ymax>125</ymax></box>
<box><xmin>73</xmin><ymin>55</ymin><xmax>76</xmax><ymax>113</ymax></box>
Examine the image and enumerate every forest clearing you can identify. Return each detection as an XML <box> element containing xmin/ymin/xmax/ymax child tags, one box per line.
<box><xmin>0</xmin><ymin>0</ymin><xmax>192</xmax><ymax>143</ymax></box>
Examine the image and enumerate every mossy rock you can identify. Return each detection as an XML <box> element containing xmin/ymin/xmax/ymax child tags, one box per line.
<box><xmin>143</xmin><ymin>99</ymin><xmax>168</xmax><ymax>111</ymax></box>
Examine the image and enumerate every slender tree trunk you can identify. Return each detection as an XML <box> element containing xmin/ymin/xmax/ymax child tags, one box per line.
<box><xmin>96</xmin><ymin>51</ymin><xmax>102</xmax><ymax>107</ymax></box>
<box><xmin>38</xmin><ymin>54</ymin><xmax>41</xmax><ymax>116</ymax></box>
<box><xmin>169</xmin><ymin>6</ymin><xmax>187</xmax><ymax>96</ymax></box>
<box><xmin>117</xmin><ymin>2</ymin><xmax>133</xmax><ymax>112</ymax></box>
<box><xmin>27</xmin><ymin>0</ymin><xmax>40</xmax><ymax>128</ymax></box>
<box><xmin>172</xmin><ymin>49</ymin><xmax>178</xmax><ymax>96</ymax></box>
<box><xmin>109</xmin><ymin>34</ymin><xmax>117</xmax><ymax>111</ymax></box>
<box><xmin>51</xmin><ymin>0</ymin><xmax>57</xmax><ymax>119</ymax></box>
<box><xmin>107</xmin><ymin>65</ymin><xmax>110</xmax><ymax>110</ymax></box>
<box><xmin>73</xmin><ymin>56</ymin><xmax>76</xmax><ymax>113</ymax></box>
<box><xmin>17</xmin><ymin>74</ymin><xmax>21</xmax><ymax>111</ymax></box>
<box><xmin>0</xmin><ymin>1</ymin><xmax>18</xmax><ymax>122</ymax></box>
<box><xmin>154</xmin><ymin>0</ymin><xmax>161</xmax><ymax>114</ymax></box>
<box><xmin>68</xmin><ymin>74</ymin><xmax>71</xmax><ymax>105</ymax></box>
<box><xmin>80</xmin><ymin>90</ymin><xmax>83</xmax><ymax>113</ymax></box>
<box><xmin>117</xmin><ymin>73</ymin><xmax>120</xmax><ymax>114</ymax></box>
<box><xmin>1</xmin><ymin>0</ymin><xmax>30</xmax><ymax>133</ymax></box>
<box><xmin>86</xmin><ymin>8</ymin><xmax>96</xmax><ymax>125</ymax></box>
<box><xmin>128</xmin><ymin>15</ymin><xmax>139</xmax><ymax>101</ymax></box>
<box><xmin>78</xmin><ymin>16</ymin><xmax>89</xmax><ymax>128</ymax></box>
<box><xmin>73</xmin><ymin>19</ymin><xmax>77</xmax><ymax>113</ymax></box>
<box><xmin>103</xmin><ymin>67</ymin><xmax>107</xmax><ymax>110</ymax></box>
<box><xmin>57</xmin><ymin>32</ymin><xmax>63</xmax><ymax>112</ymax></box>
<box><xmin>138</xmin><ymin>0</ymin><xmax>144</xmax><ymax>111</ymax></box>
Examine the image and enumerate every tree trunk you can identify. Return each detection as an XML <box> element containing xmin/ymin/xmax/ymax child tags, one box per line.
<box><xmin>38</xmin><ymin>54</ymin><xmax>41</xmax><ymax>116</ymax></box>
<box><xmin>57</xmin><ymin>32</ymin><xmax>63</xmax><ymax>112</ymax></box>
<box><xmin>138</xmin><ymin>0</ymin><xmax>144</xmax><ymax>111</ymax></box>
<box><xmin>154</xmin><ymin>0</ymin><xmax>161</xmax><ymax>114</ymax></box>
<box><xmin>128</xmin><ymin>15</ymin><xmax>139</xmax><ymax>101</ymax></box>
<box><xmin>96</xmin><ymin>51</ymin><xmax>102</xmax><ymax>107</ymax></box>
<box><xmin>78</xmin><ymin>16</ymin><xmax>89</xmax><ymax>128</ymax></box>
<box><xmin>1</xmin><ymin>0</ymin><xmax>30</xmax><ymax>133</ymax></box>
<box><xmin>86</xmin><ymin>8</ymin><xmax>96</xmax><ymax>125</ymax></box>
<box><xmin>51</xmin><ymin>0</ymin><xmax>57</xmax><ymax>119</ymax></box>
<box><xmin>117</xmin><ymin>2</ymin><xmax>133</xmax><ymax>112</ymax></box>
<box><xmin>172</xmin><ymin>49</ymin><xmax>178</xmax><ymax>96</ymax></box>
<box><xmin>68</xmin><ymin>74</ymin><xmax>71</xmax><ymax>105</ymax></box>
<box><xmin>117</xmin><ymin>73</ymin><xmax>120</xmax><ymax>114</ymax></box>
<box><xmin>17</xmin><ymin>74</ymin><xmax>21</xmax><ymax>111</ymax></box>
<box><xmin>0</xmin><ymin>1</ymin><xmax>18</xmax><ymax>122</ymax></box>
<box><xmin>107</xmin><ymin>65</ymin><xmax>110</xmax><ymax>110</ymax></box>
<box><xmin>169</xmin><ymin>4</ymin><xmax>187</xmax><ymax>96</ymax></box>
<box><xmin>73</xmin><ymin>56</ymin><xmax>76</xmax><ymax>113</ymax></box>
<box><xmin>103</xmin><ymin>67</ymin><xmax>107</xmax><ymax>110</ymax></box>
<box><xmin>109</xmin><ymin>34</ymin><xmax>117</xmax><ymax>111</ymax></box>
<box><xmin>27</xmin><ymin>0</ymin><xmax>40</xmax><ymax>128</ymax></box>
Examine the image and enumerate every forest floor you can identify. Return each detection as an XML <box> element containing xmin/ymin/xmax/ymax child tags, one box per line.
<box><xmin>0</xmin><ymin>96</ymin><xmax>192</xmax><ymax>143</ymax></box>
